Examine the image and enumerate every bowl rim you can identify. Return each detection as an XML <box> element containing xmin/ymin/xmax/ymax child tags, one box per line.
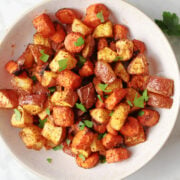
<box><xmin>0</xmin><ymin>0</ymin><xmax>179</xmax><ymax>179</ymax></box>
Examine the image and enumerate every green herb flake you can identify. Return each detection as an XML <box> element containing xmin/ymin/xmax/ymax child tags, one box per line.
<box><xmin>53</xmin><ymin>144</ymin><xmax>63</xmax><ymax>151</ymax></box>
<box><xmin>46</xmin><ymin>108</ymin><xmax>50</xmax><ymax>115</ymax></box>
<box><xmin>126</xmin><ymin>100</ymin><xmax>133</xmax><ymax>107</ymax></box>
<box><xmin>66</xmin><ymin>139</ymin><xmax>71</xmax><ymax>146</ymax></box>
<box><xmin>98</xmin><ymin>83</ymin><xmax>112</xmax><ymax>93</ymax></box>
<box><xmin>31</xmin><ymin>75</ymin><xmax>37</xmax><ymax>82</ymax></box>
<box><xmin>74</xmin><ymin>37</ymin><xmax>85</xmax><ymax>47</ymax></box>
<box><xmin>40</xmin><ymin>50</ymin><xmax>49</xmax><ymax>62</ymax></box>
<box><xmin>79</xmin><ymin>154</ymin><xmax>86</xmax><ymax>161</ymax></box>
<box><xmin>58</xmin><ymin>59</ymin><xmax>68</xmax><ymax>72</ymax></box>
<box><xmin>46</xmin><ymin>158</ymin><xmax>52</xmax><ymax>163</ymax></box>
<box><xmin>96</xmin><ymin>11</ymin><xmax>105</xmax><ymax>23</ymax></box>
<box><xmin>38</xmin><ymin>118</ymin><xmax>48</xmax><ymax>129</ymax></box>
<box><xmin>109</xmin><ymin>111</ymin><xmax>114</xmax><ymax>116</ymax></box>
<box><xmin>76</xmin><ymin>103</ymin><xmax>87</xmax><ymax>112</ymax></box>
<box><xmin>14</xmin><ymin>109</ymin><xmax>21</xmax><ymax>120</ymax></box>
<box><xmin>78</xmin><ymin>121</ymin><xmax>85</xmax><ymax>130</ymax></box>
<box><xmin>48</xmin><ymin>86</ymin><xmax>56</xmax><ymax>93</ymax></box>
<box><xmin>98</xmin><ymin>133</ymin><xmax>107</xmax><ymax>140</ymax></box>
<box><xmin>114</xmin><ymin>56</ymin><xmax>123</xmax><ymax>61</ymax></box>
<box><xmin>138</xmin><ymin>111</ymin><xmax>144</xmax><ymax>116</ymax></box>
<box><xmin>84</xmin><ymin>120</ymin><xmax>93</xmax><ymax>128</ymax></box>
<box><xmin>133</xmin><ymin>94</ymin><xmax>145</xmax><ymax>108</ymax></box>
<box><xmin>99</xmin><ymin>155</ymin><xmax>106</xmax><ymax>163</ymax></box>
<box><xmin>142</xmin><ymin>89</ymin><xmax>149</xmax><ymax>102</ymax></box>
<box><xmin>155</xmin><ymin>11</ymin><xmax>180</xmax><ymax>36</ymax></box>
<box><xmin>77</xmin><ymin>55</ymin><xmax>86</xmax><ymax>68</ymax></box>
<box><xmin>104</xmin><ymin>95</ymin><xmax>109</xmax><ymax>99</ymax></box>
<box><xmin>97</xmin><ymin>94</ymin><xmax>103</xmax><ymax>102</ymax></box>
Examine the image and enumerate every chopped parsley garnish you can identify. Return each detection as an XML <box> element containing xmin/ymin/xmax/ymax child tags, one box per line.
<box><xmin>84</xmin><ymin>120</ymin><xmax>93</xmax><ymax>128</ymax></box>
<box><xmin>74</xmin><ymin>37</ymin><xmax>84</xmax><ymax>46</ymax></box>
<box><xmin>46</xmin><ymin>158</ymin><xmax>52</xmax><ymax>163</ymax></box>
<box><xmin>133</xmin><ymin>90</ymin><xmax>149</xmax><ymax>108</ymax></box>
<box><xmin>77</xmin><ymin>55</ymin><xmax>86</xmax><ymax>67</ymax></box>
<box><xmin>58</xmin><ymin>59</ymin><xmax>68</xmax><ymax>72</ymax></box>
<box><xmin>99</xmin><ymin>155</ymin><xmax>106</xmax><ymax>163</ymax></box>
<box><xmin>31</xmin><ymin>75</ymin><xmax>37</xmax><ymax>82</ymax></box>
<box><xmin>79</xmin><ymin>154</ymin><xmax>85</xmax><ymax>161</ymax></box>
<box><xmin>76</xmin><ymin>103</ymin><xmax>87</xmax><ymax>112</ymax></box>
<box><xmin>46</xmin><ymin>108</ymin><xmax>50</xmax><ymax>115</ymax></box>
<box><xmin>138</xmin><ymin>111</ymin><xmax>145</xmax><ymax>116</ymax></box>
<box><xmin>96</xmin><ymin>11</ymin><xmax>105</xmax><ymax>23</ymax></box>
<box><xmin>114</xmin><ymin>56</ymin><xmax>123</xmax><ymax>61</ymax></box>
<box><xmin>142</xmin><ymin>89</ymin><xmax>149</xmax><ymax>102</ymax></box>
<box><xmin>38</xmin><ymin>118</ymin><xmax>48</xmax><ymax>129</ymax></box>
<box><xmin>78</xmin><ymin>121</ymin><xmax>85</xmax><ymax>130</ymax></box>
<box><xmin>126</xmin><ymin>100</ymin><xmax>133</xmax><ymax>107</ymax></box>
<box><xmin>109</xmin><ymin>111</ymin><xmax>114</xmax><ymax>116</ymax></box>
<box><xmin>14</xmin><ymin>109</ymin><xmax>21</xmax><ymax>120</ymax></box>
<box><xmin>40</xmin><ymin>50</ymin><xmax>49</xmax><ymax>62</ymax></box>
<box><xmin>98</xmin><ymin>83</ymin><xmax>112</xmax><ymax>93</ymax></box>
<box><xmin>97</xmin><ymin>94</ymin><xmax>103</xmax><ymax>102</ymax></box>
<box><xmin>53</xmin><ymin>144</ymin><xmax>63</xmax><ymax>151</ymax></box>
<box><xmin>66</xmin><ymin>139</ymin><xmax>71</xmax><ymax>146</ymax></box>
<box><xmin>48</xmin><ymin>86</ymin><xmax>56</xmax><ymax>93</ymax></box>
<box><xmin>98</xmin><ymin>133</ymin><xmax>107</xmax><ymax>140</ymax></box>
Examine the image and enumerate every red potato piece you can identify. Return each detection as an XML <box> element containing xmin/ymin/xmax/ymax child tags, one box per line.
<box><xmin>147</xmin><ymin>92</ymin><xmax>173</xmax><ymax>109</ymax></box>
<box><xmin>106</xmin><ymin>148</ymin><xmax>130</xmax><ymax>163</ymax></box>
<box><xmin>147</xmin><ymin>76</ymin><xmax>174</xmax><ymax>97</ymax></box>
<box><xmin>32</xmin><ymin>13</ymin><xmax>55</xmax><ymax>37</ymax></box>
<box><xmin>77</xmin><ymin>83</ymin><xmax>96</xmax><ymax>109</ymax></box>
<box><xmin>93</xmin><ymin>77</ymin><xmax>103</xmax><ymax>96</ymax></box>
<box><xmin>120</xmin><ymin>117</ymin><xmax>140</xmax><ymax>137</ymax></box>
<box><xmin>93</xmin><ymin>121</ymin><xmax>106</xmax><ymax>134</ymax></box>
<box><xmin>53</xmin><ymin>106</ymin><xmax>74</xmax><ymax>127</ymax></box>
<box><xmin>106</xmin><ymin>122</ymin><xmax>118</xmax><ymax>136</ymax></box>
<box><xmin>55</xmin><ymin>8</ymin><xmax>78</xmax><ymax>24</ymax></box>
<box><xmin>113</xmin><ymin>24</ymin><xmax>128</xmax><ymax>40</ymax></box>
<box><xmin>64</xmin><ymin>32</ymin><xmax>85</xmax><ymax>53</ymax></box>
<box><xmin>95</xmin><ymin>61</ymin><xmax>116</xmax><ymax>84</ymax></box>
<box><xmin>79</xmin><ymin>61</ymin><xmax>94</xmax><ymax>77</ymax></box>
<box><xmin>98</xmin><ymin>38</ymin><xmax>108</xmax><ymax>51</ymax></box>
<box><xmin>105</xmin><ymin>88</ymin><xmax>127</xmax><ymax>110</ymax></box>
<box><xmin>57</xmin><ymin>70</ymin><xmax>82</xmax><ymax>90</ymax></box>
<box><xmin>95</xmin><ymin>96</ymin><xmax>105</xmax><ymax>108</ymax></box>
<box><xmin>0</xmin><ymin>89</ymin><xmax>19</xmax><ymax>108</ymax></box>
<box><xmin>133</xmin><ymin>39</ymin><xmax>146</xmax><ymax>54</ymax></box>
<box><xmin>5</xmin><ymin>60</ymin><xmax>19</xmax><ymax>74</ymax></box>
<box><xmin>102</xmin><ymin>133</ymin><xmax>123</xmax><ymax>149</ymax></box>
<box><xmin>109</xmin><ymin>41</ymin><xmax>116</xmax><ymax>51</ymax></box>
<box><xmin>32</xmin><ymin>82</ymin><xmax>49</xmax><ymax>95</ymax></box>
<box><xmin>137</xmin><ymin>109</ymin><xmax>160</xmax><ymax>127</ymax></box>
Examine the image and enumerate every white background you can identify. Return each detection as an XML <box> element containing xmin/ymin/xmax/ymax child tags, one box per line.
<box><xmin>0</xmin><ymin>0</ymin><xmax>179</xmax><ymax>179</ymax></box>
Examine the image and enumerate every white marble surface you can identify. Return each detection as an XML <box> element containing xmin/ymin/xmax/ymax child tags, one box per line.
<box><xmin>0</xmin><ymin>0</ymin><xmax>179</xmax><ymax>179</ymax></box>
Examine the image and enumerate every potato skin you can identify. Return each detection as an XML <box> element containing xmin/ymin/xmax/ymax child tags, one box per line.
<box><xmin>33</xmin><ymin>33</ymin><xmax>51</xmax><ymax>47</ymax></box>
<box><xmin>53</xmin><ymin>106</ymin><xmax>74</xmax><ymax>127</ymax></box>
<box><xmin>93</xmin><ymin>77</ymin><xmax>103</xmax><ymax>96</ymax></box>
<box><xmin>113</xmin><ymin>24</ymin><xmax>128</xmax><ymax>40</ymax></box>
<box><xmin>106</xmin><ymin>148</ymin><xmax>130</xmax><ymax>163</ymax></box>
<box><xmin>98</xmin><ymin>38</ymin><xmax>108</xmax><ymax>51</ymax></box>
<box><xmin>95</xmin><ymin>61</ymin><xmax>116</xmax><ymax>84</ymax></box>
<box><xmin>147</xmin><ymin>76</ymin><xmax>174</xmax><ymax>97</ymax></box>
<box><xmin>79</xmin><ymin>61</ymin><xmax>94</xmax><ymax>77</ymax></box>
<box><xmin>95</xmin><ymin>96</ymin><xmax>105</xmax><ymax>108</ymax></box>
<box><xmin>147</xmin><ymin>92</ymin><xmax>173</xmax><ymax>109</ymax></box>
<box><xmin>93</xmin><ymin>121</ymin><xmax>106</xmax><ymax>134</ymax></box>
<box><xmin>137</xmin><ymin>109</ymin><xmax>160</xmax><ymax>127</ymax></box>
<box><xmin>133</xmin><ymin>39</ymin><xmax>146</xmax><ymax>54</ymax></box>
<box><xmin>76</xmin><ymin>152</ymin><xmax>99</xmax><ymax>169</ymax></box>
<box><xmin>102</xmin><ymin>133</ymin><xmax>123</xmax><ymax>149</ymax></box>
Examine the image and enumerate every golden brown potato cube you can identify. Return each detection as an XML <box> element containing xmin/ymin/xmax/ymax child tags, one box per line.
<box><xmin>116</xmin><ymin>39</ymin><xmax>134</xmax><ymax>61</ymax></box>
<box><xmin>72</xmin><ymin>147</ymin><xmax>91</xmax><ymax>158</ymax></box>
<box><xmin>20</xmin><ymin>125</ymin><xmax>45</xmax><ymax>150</ymax></box>
<box><xmin>97</xmin><ymin>47</ymin><xmax>117</xmax><ymax>63</ymax></box>
<box><xmin>124</xmin><ymin>124</ymin><xmax>146</xmax><ymax>146</ymax></box>
<box><xmin>33</xmin><ymin>33</ymin><xmax>51</xmax><ymax>47</ymax></box>
<box><xmin>0</xmin><ymin>89</ymin><xmax>19</xmax><ymax>108</ymax></box>
<box><xmin>41</xmin><ymin>71</ymin><xmax>57</xmax><ymax>87</ymax></box>
<box><xmin>90</xmin><ymin>108</ymin><xmax>110</xmax><ymax>124</ymax></box>
<box><xmin>49</xmin><ymin>50</ymin><xmax>77</xmax><ymax>72</ymax></box>
<box><xmin>106</xmin><ymin>122</ymin><xmax>118</xmax><ymax>136</ymax></box>
<box><xmin>72</xmin><ymin>18</ymin><xmax>92</xmax><ymax>36</ymax></box>
<box><xmin>11</xmin><ymin>106</ymin><xmax>33</xmax><ymax>128</ymax></box>
<box><xmin>76</xmin><ymin>152</ymin><xmax>99</xmax><ymax>169</ymax></box>
<box><xmin>90</xmin><ymin>134</ymin><xmax>105</xmax><ymax>153</ymax></box>
<box><xmin>51</xmin><ymin>89</ymin><xmax>78</xmax><ymax>107</ymax></box>
<box><xmin>114</xmin><ymin>62</ymin><xmax>130</xmax><ymax>83</ymax></box>
<box><xmin>93</xmin><ymin>21</ymin><xmax>113</xmax><ymax>38</ymax></box>
<box><xmin>42</xmin><ymin>121</ymin><xmax>66</xmax><ymax>145</ymax></box>
<box><xmin>127</xmin><ymin>54</ymin><xmax>149</xmax><ymax>75</ymax></box>
<box><xmin>110</xmin><ymin>103</ymin><xmax>130</xmax><ymax>131</ymax></box>
<box><xmin>11</xmin><ymin>72</ymin><xmax>33</xmax><ymax>93</ymax></box>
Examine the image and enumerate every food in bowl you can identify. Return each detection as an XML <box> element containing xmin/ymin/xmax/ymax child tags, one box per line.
<box><xmin>0</xmin><ymin>3</ymin><xmax>174</xmax><ymax>169</ymax></box>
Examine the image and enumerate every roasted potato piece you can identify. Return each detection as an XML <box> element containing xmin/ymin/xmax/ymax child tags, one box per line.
<box><xmin>32</xmin><ymin>13</ymin><xmax>55</xmax><ymax>37</ymax></box>
<box><xmin>42</xmin><ymin>121</ymin><xmax>66</xmax><ymax>145</ymax></box>
<box><xmin>113</xmin><ymin>24</ymin><xmax>128</xmax><ymax>40</ymax></box>
<box><xmin>33</xmin><ymin>33</ymin><xmax>51</xmax><ymax>47</ymax></box>
<box><xmin>72</xmin><ymin>18</ymin><xmax>92</xmax><ymax>36</ymax></box>
<box><xmin>93</xmin><ymin>122</ymin><xmax>106</xmax><ymax>134</ymax></box>
<box><xmin>79</xmin><ymin>61</ymin><xmax>94</xmax><ymax>77</ymax></box>
<box><xmin>76</xmin><ymin>152</ymin><xmax>99</xmax><ymax>169</ymax></box>
<box><xmin>51</xmin><ymin>89</ymin><xmax>78</xmax><ymax>107</ymax></box>
<box><xmin>109</xmin><ymin>41</ymin><xmax>116</xmax><ymax>51</ymax></box>
<box><xmin>41</xmin><ymin>71</ymin><xmax>57</xmax><ymax>87</ymax></box>
<box><xmin>20</xmin><ymin>125</ymin><xmax>45</xmax><ymax>150</ymax></box>
<box><xmin>95</xmin><ymin>61</ymin><xmax>116</xmax><ymax>84</ymax></box>
<box><xmin>98</xmin><ymin>38</ymin><xmax>108</xmax><ymax>51</ymax></box>
<box><xmin>116</xmin><ymin>39</ymin><xmax>134</xmax><ymax>61</ymax></box>
<box><xmin>0</xmin><ymin>89</ymin><xmax>19</xmax><ymax>108</ymax></box>
<box><xmin>95</xmin><ymin>96</ymin><xmax>105</xmax><ymax>108</ymax></box>
<box><xmin>93</xmin><ymin>21</ymin><xmax>113</xmax><ymax>38</ymax></box>
<box><xmin>120</xmin><ymin>117</ymin><xmax>140</xmax><ymax>137</ymax></box>
<box><xmin>5</xmin><ymin>60</ymin><xmax>19</xmax><ymax>75</ymax></box>
<box><xmin>57</xmin><ymin>70</ymin><xmax>82</xmax><ymax>90</ymax></box>
<box><xmin>72</xmin><ymin>148</ymin><xmax>91</xmax><ymax>158</ymax></box>
<box><xmin>97</xmin><ymin>47</ymin><xmax>117</xmax><ymax>63</ymax></box>
<box><xmin>53</xmin><ymin>106</ymin><xmax>74</xmax><ymax>127</ymax></box>
<box><xmin>106</xmin><ymin>148</ymin><xmax>130</xmax><ymax>163</ymax></box>
<box><xmin>137</xmin><ymin>109</ymin><xmax>160</xmax><ymax>127</ymax></box>
<box><xmin>110</xmin><ymin>103</ymin><xmax>130</xmax><ymax>131</ymax></box>
<box><xmin>114</xmin><ymin>62</ymin><xmax>130</xmax><ymax>83</ymax></box>
<box><xmin>133</xmin><ymin>39</ymin><xmax>146</xmax><ymax>54</ymax></box>
<box><xmin>44</xmin><ymin>140</ymin><xmax>57</xmax><ymax>150</ymax></box>
<box><xmin>91</xmin><ymin>134</ymin><xmax>105</xmax><ymax>152</ymax></box>
<box><xmin>64</xmin><ymin>32</ymin><xmax>85</xmax><ymax>53</ymax></box>
<box><xmin>105</xmin><ymin>88</ymin><xmax>127</xmax><ymax>110</ymax></box>
<box><xmin>147</xmin><ymin>76</ymin><xmax>174</xmax><ymax>97</ymax></box>
<box><xmin>11</xmin><ymin>106</ymin><xmax>33</xmax><ymax>128</ymax></box>
<box><xmin>127</xmin><ymin>54</ymin><xmax>149</xmax><ymax>75</ymax></box>
<box><xmin>90</xmin><ymin>108</ymin><xmax>110</xmax><ymax>124</ymax></box>
<box><xmin>124</xmin><ymin>124</ymin><xmax>146</xmax><ymax>146</ymax></box>
<box><xmin>32</xmin><ymin>82</ymin><xmax>49</xmax><ymax>95</ymax></box>
<box><xmin>102</xmin><ymin>133</ymin><xmax>123</xmax><ymax>149</ymax></box>
<box><xmin>128</xmin><ymin>75</ymin><xmax>149</xmax><ymax>91</ymax></box>
<box><xmin>93</xmin><ymin>77</ymin><xmax>103</xmax><ymax>96</ymax></box>
<box><xmin>34</xmin><ymin>63</ymin><xmax>49</xmax><ymax>82</ymax></box>
<box><xmin>55</xmin><ymin>8</ymin><xmax>78</xmax><ymax>24</ymax></box>
<box><xmin>106</xmin><ymin>122</ymin><xmax>118</xmax><ymax>136</ymax></box>
<box><xmin>147</xmin><ymin>92</ymin><xmax>173</xmax><ymax>109</ymax></box>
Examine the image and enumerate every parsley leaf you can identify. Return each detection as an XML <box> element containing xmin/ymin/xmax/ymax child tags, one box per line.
<box><xmin>155</xmin><ymin>11</ymin><xmax>180</xmax><ymax>36</ymax></box>
<box><xmin>133</xmin><ymin>94</ymin><xmax>145</xmax><ymax>108</ymax></box>
<box><xmin>76</xmin><ymin>103</ymin><xmax>87</xmax><ymax>112</ymax></box>
<box><xmin>126</xmin><ymin>100</ymin><xmax>133</xmax><ymax>107</ymax></box>
<box><xmin>98</xmin><ymin>133</ymin><xmax>107</xmax><ymax>140</ymax></box>
<box><xmin>40</xmin><ymin>50</ymin><xmax>49</xmax><ymax>62</ymax></box>
<box><xmin>66</xmin><ymin>139</ymin><xmax>71</xmax><ymax>146</ymax></box>
<box><xmin>138</xmin><ymin>111</ymin><xmax>144</xmax><ymax>116</ymax></box>
<box><xmin>46</xmin><ymin>158</ymin><xmax>52</xmax><ymax>163</ymax></box>
<box><xmin>98</xmin><ymin>83</ymin><xmax>112</xmax><ymax>93</ymax></box>
<box><xmin>48</xmin><ymin>86</ymin><xmax>56</xmax><ymax>93</ymax></box>
<box><xmin>114</xmin><ymin>56</ymin><xmax>123</xmax><ymax>61</ymax></box>
<box><xmin>99</xmin><ymin>155</ymin><xmax>106</xmax><ymax>163</ymax></box>
<box><xmin>58</xmin><ymin>59</ymin><xmax>68</xmax><ymax>72</ymax></box>
<box><xmin>79</xmin><ymin>154</ymin><xmax>85</xmax><ymax>161</ymax></box>
<box><xmin>109</xmin><ymin>111</ymin><xmax>114</xmax><ymax>116</ymax></box>
<box><xmin>74</xmin><ymin>37</ymin><xmax>84</xmax><ymax>46</ymax></box>
<box><xmin>31</xmin><ymin>75</ymin><xmax>37</xmax><ymax>82</ymax></box>
<box><xmin>142</xmin><ymin>89</ymin><xmax>149</xmax><ymax>102</ymax></box>
<box><xmin>78</xmin><ymin>121</ymin><xmax>85</xmax><ymax>130</ymax></box>
<box><xmin>53</xmin><ymin>144</ymin><xmax>63</xmax><ymax>151</ymax></box>
<box><xmin>104</xmin><ymin>95</ymin><xmax>109</xmax><ymax>99</ymax></box>
<box><xmin>38</xmin><ymin>118</ymin><xmax>48</xmax><ymax>129</ymax></box>
<box><xmin>46</xmin><ymin>108</ymin><xmax>50</xmax><ymax>115</ymax></box>
<box><xmin>77</xmin><ymin>55</ymin><xmax>86</xmax><ymax>68</ymax></box>
<box><xmin>14</xmin><ymin>109</ymin><xmax>21</xmax><ymax>120</ymax></box>
<box><xmin>84</xmin><ymin>120</ymin><xmax>93</xmax><ymax>128</ymax></box>
<box><xmin>96</xmin><ymin>11</ymin><xmax>105</xmax><ymax>23</ymax></box>
<box><xmin>97</xmin><ymin>95</ymin><xmax>103</xmax><ymax>102</ymax></box>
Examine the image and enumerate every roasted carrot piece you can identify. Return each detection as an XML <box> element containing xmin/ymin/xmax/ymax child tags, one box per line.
<box><xmin>113</xmin><ymin>24</ymin><xmax>128</xmax><ymax>40</ymax></box>
<box><xmin>79</xmin><ymin>61</ymin><xmax>94</xmax><ymax>77</ymax></box>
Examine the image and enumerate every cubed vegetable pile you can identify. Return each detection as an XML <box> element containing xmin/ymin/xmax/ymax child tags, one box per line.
<box><xmin>0</xmin><ymin>3</ymin><xmax>174</xmax><ymax>169</ymax></box>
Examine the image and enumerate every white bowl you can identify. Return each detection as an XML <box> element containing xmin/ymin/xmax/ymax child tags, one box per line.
<box><xmin>0</xmin><ymin>0</ymin><xmax>179</xmax><ymax>179</ymax></box>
